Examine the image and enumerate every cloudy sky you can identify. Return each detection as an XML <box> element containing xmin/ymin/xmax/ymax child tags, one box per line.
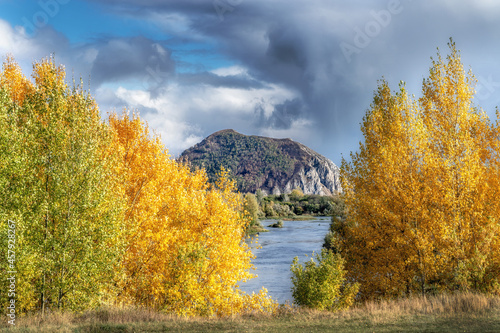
<box><xmin>1</xmin><ymin>0</ymin><xmax>500</xmax><ymax>164</ymax></box>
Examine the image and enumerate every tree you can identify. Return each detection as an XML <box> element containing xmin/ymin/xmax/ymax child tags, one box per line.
<box><xmin>323</xmin><ymin>195</ymin><xmax>346</xmax><ymax>252</ymax></box>
<box><xmin>329</xmin><ymin>194</ymin><xmax>346</xmax><ymax>220</ymax></box>
<box><xmin>0</xmin><ymin>64</ymin><xmax>37</xmax><ymax>312</ymax></box>
<box><xmin>290</xmin><ymin>249</ymin><xmax>359</xmax><ymax>311</ymax></box>
<box><xmin>339</xmin><ymin>40</ymin><xmax>500</xmax><ymax>299</ymax></box>
<box><xmin>110</xmin><ymin>112</ymin><xmax>277</xmax><ymax>316</ymax></box>
<box><xmin>0</xmin><ymin>56</ymin><xmax>125</xmax><ymax>312</ymax></box>
<box><xmin>419</xmin><ymin>42</ymin><xmax>500</xmax><ymax>292</ymax></box>
<box><xmin>289</xmin><ymin>188</ymin><xmax>304</xmax><ymax>201</ymax></box>
<box><xmin>244</xmin><ymin>193</ymin><xmax>260</xmax><ymax>225</ymax></box>
<box><xmin>255</xmin><ymin>189</ymin><xmax>265</xmax><ymax>205</ymax></box>
<box><xmin>340</xmin><ymin>79</ymin><xmax>431</xmax><ymax>298</ymax></box>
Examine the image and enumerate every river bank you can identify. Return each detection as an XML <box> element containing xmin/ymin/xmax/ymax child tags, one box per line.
<box><xmin>242</xmin><ymin>217</ymin><xmax>331</xmax><ymax>304</ymax></box>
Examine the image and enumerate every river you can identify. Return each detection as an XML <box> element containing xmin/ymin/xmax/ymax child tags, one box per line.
<box><xmin>240</xmin><ymin>217</ymin><xmax>332</xmax><ymax>304</ymax></box>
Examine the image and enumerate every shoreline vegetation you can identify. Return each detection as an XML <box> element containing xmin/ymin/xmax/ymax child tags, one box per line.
<box><xmin>267</xmin><ymin>220</ymin><xmax>284</xmax><ymax>228</ymax></box>
<box><xmin>243</xmin><ymin>188</ymin><xmax>344</xmax><ymax>235</ymax></box>
<box><xmin>3</xmin><ymin>292</ymin><xmax>499</xmax><ymax>332</ymax></box>
<box><xmin>265</xmin><ymin>215</ymin><xmax>318</xmax><ymax>221</ymax></box>
<box><xmin>246</xmin><ymin>215</ymin><xmax>323</xmax><ymax>235</ymax></box>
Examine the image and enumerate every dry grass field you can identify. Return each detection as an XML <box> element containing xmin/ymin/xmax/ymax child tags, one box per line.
<box><xmin>2</xmin><ymin>292</ymin><xmax>500</xmax><ymax>332</ymax></box>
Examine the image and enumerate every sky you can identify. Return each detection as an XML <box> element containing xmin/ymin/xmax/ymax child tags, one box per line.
<box><xmin>1</xmin><ymin>0</ymin><xmax>500</xmax><ymax>165</ymax></box>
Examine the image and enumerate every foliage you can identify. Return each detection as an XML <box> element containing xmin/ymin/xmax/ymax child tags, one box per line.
<box><xmin>323</xmin><ymin>195</ymin><xmax>346</xmax><ymax>252</ymax></box>
<box><xmin>0</xmin><ymin>56</ymin><xmax>277</xmax><ymax>317</ymax></box>
<box><xmin>243</xmin><ymin>193</ymin><xmax>266</xmax><ymax>234</ymax></box>
<box><xmin>290</xmin><ymin>249</ymin><xmax>359</xmax><ymax>311</ymax></box>
<box><xmin>289</xmin><ymin>188</ymin><xmax>304</xmax><ymax>201</ymax></box>
<box><xmin>267</xmin><ymin>220</ymin><xmax>284</xmax><ymax>228</ymax></box>
<box><xmin>260</xmin><ymin>193</ymin><xmax>336</xmax><ymax>217</ymax></box>
<box><xmin>109</xmin><ymin>112</ymin><xmax>277</xmax><ymax>316</ymax></box>
<box><xmin>255</xmin><ymin>189</ymin><xmax>266</xmax><ymax>205</ymax></box>
<box><xmin>0</xmin><ymin>56</ymin><xmax>125</xmax><ymax>312</ymax></box>
<box><xmin>339</xmin><ymin>40</ymin><xmax>500</xmax><ymax>299</ymax></box>
<box><xmin>244</xmin><ymin>193</ymin><xmax>261</xmax><ymax>225</ymax></box>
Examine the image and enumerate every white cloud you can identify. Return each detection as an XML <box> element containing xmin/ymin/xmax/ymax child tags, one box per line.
<box><xmin>0</xmin><ymin>14</ymin><xmax>307</xmax><ymax>156</ymax></box>
<box><xmin>94</xmin><ymin>67</ymin><xmax>300</xmax><ymax>154</ymax></box>
<box><xmin>210</xmin><ymin>65</ymin><xmax>248</xmax><ymax>76</ymax></box>
<box><xmin>112</xmin><ymin>76</ymin><xmax>296</xmax><ymax>120</ymax></box>
<box><xmin>0</xmin><ymin>19</ymin><xmax>43</xmax><ymax>69</ymax></box>
<box><xmin>141</xmin><ymin>113</ymin><xmax>203</xmax><ymax>156</ymax></box>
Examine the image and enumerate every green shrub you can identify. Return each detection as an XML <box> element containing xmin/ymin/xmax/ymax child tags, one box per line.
<box><xmin>290</xmin><ymin>249</ymin><xmax>359</xmax><ymax>312</ymax></box>
<box><xmin>268</xmin><ymin>220</ymin><xmax>284</xmax><ymax>228</ymax></box>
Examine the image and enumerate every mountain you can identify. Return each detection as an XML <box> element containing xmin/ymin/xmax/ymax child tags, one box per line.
<box><xmin>178</xmin><ymin>129</ymin><xmax>341</xmax><ymax>195</ymax></box>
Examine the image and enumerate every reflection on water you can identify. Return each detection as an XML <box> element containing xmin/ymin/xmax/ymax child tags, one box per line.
<box><xmin>240</xmin><ymin>217</ymin><xmax>331</xmax><ymax>304</ymax></box>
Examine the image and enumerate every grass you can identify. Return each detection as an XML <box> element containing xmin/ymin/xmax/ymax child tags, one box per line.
<box><xmin>2</xmin><ymin>292</ymin><xmax>500</xmax><ymax>332</ymax></box>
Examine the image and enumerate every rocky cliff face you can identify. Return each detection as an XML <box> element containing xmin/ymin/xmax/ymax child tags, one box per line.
<box><xmin>178</xmin><ymin>129</ymin><xmax>341</xmax><ymax>195</ymax></box>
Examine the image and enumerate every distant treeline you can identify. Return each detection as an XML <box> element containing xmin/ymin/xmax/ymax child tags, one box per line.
<box><xmin>243</xmin><ymin>188</ymin><xmax>344</xmax><ymax>223</ymax></box>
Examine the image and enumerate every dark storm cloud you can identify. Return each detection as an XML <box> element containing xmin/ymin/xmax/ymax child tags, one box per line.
<box><xmin>90</xmin><ymin>36</ymin><xmax>176</xmax><ymax>89</ymax></box>
<box><xmin>255</xmin><ymin>98</ymin><xmax>305</xmax><ymax>130</ymax></box>
<box><xmin>84</xmin><ymin>0</ymin><xmax>500</xmax><ymax>161</ymax></box>
<box><xmin>85</xmin><ymin>1</ymin><xmax>373</xmax><ymax>129</ymax></box>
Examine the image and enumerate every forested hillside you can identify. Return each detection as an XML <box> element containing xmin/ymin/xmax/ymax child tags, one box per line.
<box><xmin>179</xmin><ymin>129</ymin><xmax>341</xmax><ymax>195</ymax></box>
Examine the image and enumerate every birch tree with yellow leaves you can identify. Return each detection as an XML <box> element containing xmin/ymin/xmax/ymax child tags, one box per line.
<box><xmin>419</xmin><ymin>42</ymin><xmax>500</xmax><ymax>292</ymax></box>
<box><xmin>110</xmin><ymin>112</ymin><xmax>276</xmax><ymax>316</ymax></box>
<box><xmin>339</xmin><ymin>40</ymin><xmax>500</xmax><ymax>299</ymax></box>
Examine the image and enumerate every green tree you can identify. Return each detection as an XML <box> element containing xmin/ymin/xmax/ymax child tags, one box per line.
<box><xmin>255</xmin><ymin>189</ymin><xmax>265</xmax><ymax>205</ymax></box>
<box><xmin>329</xmin><ymin>195</ymin><xmax>346</xmax><ymax>220</ymax></box>
<box><xmin>244</xmin><ymin>193</ymin><xmax>260</xmax><ymax>225</ymax></box>
<box><xmin>0</xmin><ymin>78</ymin><xmax>38</xmax><ymax>312</ymax></box>
<box><xmin>263</xmin><ymin>201</ymin><xmax>276</xmax><ymax>217</ymax></box>
<box><xmin>0</xmin><ymin>57</ymin><xmax>125</xmax><ymax>313</ymax></box>
<box><xmin>290</xmin><ymin>249</ymin><xmax>359</xmax><ymax>311</ymax></box>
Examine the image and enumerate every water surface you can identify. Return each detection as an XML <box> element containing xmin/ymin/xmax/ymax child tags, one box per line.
<box><xmin>240</xmin><ymin>217</ymin><xmax>331</xmax><ymax>304</ymax></box>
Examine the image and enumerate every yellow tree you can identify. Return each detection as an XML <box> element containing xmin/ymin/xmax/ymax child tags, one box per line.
<box><xmin>0</xmin><ymin>55</ymin><xmax>33</xmax><ymax>105</ymax></box>
<box><xmin>340</xmin><ymin>80</ymin><xmax>439</xmax><ymax>298</ymax></box>
<box><xmin>110</xmin><ymin>112</ymin><xmax>276</xmax><ymax>316</ymax></box>
<box><xmin>419</xmin><ymin>41</ymin><xmax>500</xmax><ymax>291</ymax></box>
<box><xmin>340</xmin><ymin>40</ymin><xmax>500</xmax><ymax>299</ymax></box>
